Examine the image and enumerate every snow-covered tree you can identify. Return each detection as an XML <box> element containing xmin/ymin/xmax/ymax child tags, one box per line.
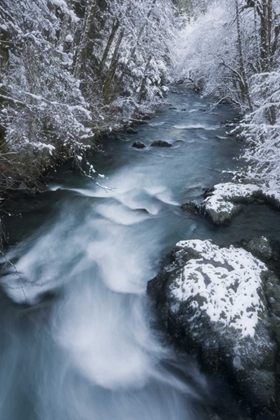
<box><xmin>0</xmin><ymin>0</ymin><xmax>178</xmax><ymax>194</ymax></box>
<box><xmin>0</xmin><ymin>0</ymin><xmax>94</xmax><ymax>192</ymax></box>
<box><xmin>175</xmin><ymin>0</ymin><xmax>280</xmax><ymax>197</ymax></box>
<box><xmin>241</xmin><ymin>71</ymin><xmax>280</xmax><ymax>196</ymax></box>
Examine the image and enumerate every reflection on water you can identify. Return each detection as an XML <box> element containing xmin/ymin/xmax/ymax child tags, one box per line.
<box><xmin>1</xmin><ymin>90</ymin><xmax>279</xmax><ymax>419</ymax></box>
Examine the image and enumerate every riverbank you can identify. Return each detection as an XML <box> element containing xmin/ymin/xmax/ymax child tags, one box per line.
<box><xmin>174</xmin><ymin>1</ymin><xmax>280</xmax><ymax>202</ymax></box>
<box><xmin>0</xmin><ymin>105</ymin><xmax>158</xmax><ymax>201</ymax></box>
<box><xmin>0</xmin><ymin>0</ymin><xmax>177</xmax><ymax>201</ymax></box>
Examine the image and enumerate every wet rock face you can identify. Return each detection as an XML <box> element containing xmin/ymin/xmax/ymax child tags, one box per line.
<box><xmin>241</xmin><ymin>237</ymin><xmax>280</xmax><ymax>350</ymax></box>
<box><xmin>132</xmin><ymin>141</ymin><xmax>146</xmax><ymax>149</ymax></box>
<box><xmin>242</xmin><ymin>237</ymin><xmax>275</xmax><ymax>261</ymax></box>
<box><xmin>180</xmin><ymin>202</ymin><xmax>201</xmax><ymax>215</ymax></box>
<box><xmin>150</xmin><ymin>140</ymin><xmax>172</xmax><ymax>148</ymax></box>
<box><xmin>126</xmin><ymin>127</ymin><xmax>138</xmax><ymax>134</ymax></box>
<box><xmin>148</xmin><ymin>239</ymin><xmax>279</xmax><ymax>417</ymax></box>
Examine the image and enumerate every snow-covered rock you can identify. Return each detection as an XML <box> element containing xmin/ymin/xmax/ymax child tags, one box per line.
<box><xmin>148</xmin><ymin>239</ymin><xmax>279</xmax><ymax>416</ymax></box>
<box><xmin>182</xmin><ymin>182</ymin><xmax>280</xmax><ymax>226</ymax></box>
<box><xmin>203</xmin><ymin>182</ymin><xmax>262</xmax><ymax>225</ymax></box>
<box><xmin>241</xmin><ymin>237</ymin><xmax>280</xmax><ymax>344</ymax></box>
<box><xmin>170</xmin><ymin>240</ymin><xmax>267</xmax><ymax>337</ymax></box>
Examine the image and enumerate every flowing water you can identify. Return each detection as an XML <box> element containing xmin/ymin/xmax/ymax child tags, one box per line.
<box><xmin>1</xmin><ymin>89</ymin><xmax>280</xmax><ymax>420</ymax></box>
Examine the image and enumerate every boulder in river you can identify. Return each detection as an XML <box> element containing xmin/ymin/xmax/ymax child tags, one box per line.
<box><xmin>132</xmin><ymin>141</ymin><xmax>146</xmax><ymax>149</ymax></box>
<box><xmin>150</xmin><ymin>140</ymin><xmax>172</xmax><ymax>148</ymax></box>
<box><xmin>242</xmin><ymin>236</ymin><xmax>276</xmax><ymax>262</ymax></box>
<box><xmin>180</xmin><ymin>201</ymin><xmax>201</xmax><ymax>215</ymax></box>
<box><xmin>147</xmin><ymin>239</ymin><xmax>280</xmax><ymax>417</ymax></box>
<box><xmin>191</xmin><ymin>182</ymin><xmax>280</xmax><ymax>226</ymax></box>
<box><xmin>126</xmin><ymin>127</ymin><xmax>138</xmax><ymax>134</ymax></box>
<box><xmin>202</xmin><ymin>182</ymin><xmax>262</xmax><ymax>225</ymax></box>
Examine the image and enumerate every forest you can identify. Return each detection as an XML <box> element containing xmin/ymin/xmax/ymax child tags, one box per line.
<box><xmin>0</xmin><ymin>0</ymin><xmax>279</xmax><ymax>198</ymax></box>
<box><xmin>0</xmin><ymin>0</ymin><xmax>176</xmax><ymax>193</ymax></box>
<box><xmin>177</xmin><ymin>0</ymin><xmax>280</xmax><ymax>199</ymax></box>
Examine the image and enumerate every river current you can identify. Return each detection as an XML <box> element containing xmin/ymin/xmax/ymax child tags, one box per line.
<box><xmin>1</xmin><ymin>89</ymin><xmax>280</xmax><ymax>420</ymax></box>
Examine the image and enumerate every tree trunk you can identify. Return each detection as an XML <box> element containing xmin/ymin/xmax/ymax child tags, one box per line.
<box><xmin>235</xmin><ymin>0</ymin><xmax>252</xmax><ymax>110</ymax></box>
<box><xmin>98</xmin><ymin>19</ymin><xmax>120</xmax><ymax>76</ymax></box>
<box><xmin>137</xmin><ymin>55</ymin><xmax>152</xmax><ymax>104</ymax></box>
<box><xmin>74</xmin><ymin>0</ymin><xmax>97</xmax><ymax>80</ymax></box>
<box><xmin>102</xmin><ymin>29</ymin><xmax>125</xmax><ymax>103</ymax></box>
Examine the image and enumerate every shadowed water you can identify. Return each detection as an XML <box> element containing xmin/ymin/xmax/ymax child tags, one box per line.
<box><xmin>1</xmin><ymin>90</ymin><xmax>280</xmax><ymax>420</ymax></box>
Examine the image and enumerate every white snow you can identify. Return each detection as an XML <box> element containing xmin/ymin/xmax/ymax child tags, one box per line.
<box><xmin>28</xmin><ymin>141</ymin><xmax>56</xmax><ymax>155</ymax></box>
<box><xmin>70</xmin><ymin>11</ymin><xmax>80</xmax><ymax>23</ymax></box>
<box><xmin>65</xmin><ymin>34</ymin><xmax>73</xmax><ymax>43</ymax></box>
<box><xmin>204</xmin><ymin>182</ymin><xmax>261</xmax><ymax>213</ymax></box>
<box><xmin>171</xmin><ymin>240</ymin><xmax>267</xmax><ymax>338</ymax></box>
<box><xmin>263</xmin><ymin>185</ymin><xmax>280</xmax><ymax>203</ymax></box>
<box><xmin>173</xmin><ymin>1</ymin><xmax>280</xmax><ymax>197</ymax></box>
<box><xmin>50</xmin><ymin>0</ymin><xmax>68</xmax><ymax>10</ymax></box>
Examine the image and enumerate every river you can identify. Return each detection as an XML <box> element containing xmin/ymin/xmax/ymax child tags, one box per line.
<box><xmin>1</xmin><ymin>89</ymin><xmax>280</xmax><ymax>420</ymax></box>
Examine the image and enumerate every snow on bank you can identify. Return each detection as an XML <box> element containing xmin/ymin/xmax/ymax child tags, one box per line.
<box><xmin>204</xmin><ymin>182</ymin><xmax>261</xmax><ymax>208</ymax></box>
<box><xmin>170</xmin><ymin>239</ymin><xmax>267</xmax><ymax>338</ymax></box>
<box><xmin>263</xmin><ymin>185</ymin><xmax>280</xmax><ymax>204</ymax></box>
<box><xmin>203</xmin><ymin>182</ymin><xmax>261</xmax><ymax>220</ymax></box>
<box><xmin>197</xmin><ymin>182</ymin><xmax>280</xmax><ymax>225</ymax></box>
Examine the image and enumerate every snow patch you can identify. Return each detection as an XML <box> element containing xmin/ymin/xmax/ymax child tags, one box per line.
<box><xmin>204</xmin><ymin>182</ymin><xmax>261</xmax><ymax>214</ymax></box>
<box><xmin>65</xmin><ymin>34</ymin><xmax>73</xmax><ymax>43</ymax></box>
<box><xmin>171</xmin><ymin>240</ymin><xmax>267</xmax><ymax>338</ymax></box>
<box><xmin>50</xmin><ymin>0</ymin><xmax>68</xmax><ymax>9</ymax></box>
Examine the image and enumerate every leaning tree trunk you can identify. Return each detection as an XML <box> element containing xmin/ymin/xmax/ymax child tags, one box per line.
<box><xmin>101</xmin><ymin>2</ymin><xmax>133</xmax><ymax>103</ymax></box>
<box><xmin>102</xmin><ymin>28</ymin><xmax>125</xmax><ymax>103</ymax></box>
<box><xmin>258</xmin><ymin>0</ymin><xmax>277</xmax><ymax>124</ymax></box>
<box><xmin>259</xmin><ymin>0</ymin><xmax>271</xmax><ymax>71</ymax></box>
<box><xmin>98</xmin><ymin>18</ymin><xmax>120</xmax><ymax>76</ymax></box>
<box><xmin>74</xmin><ymin>0</ymin><xmax>97</xmax><ymax>80</ymax></box>
<box><xmin>137</xmin><ymin>55</ymin><xmax>152</xmax><ymax>104</ymax></box>
<box><xmin>235</xmin><ymin>0</ymin><xmax>252</xmax><ymax>111</ymax></box>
